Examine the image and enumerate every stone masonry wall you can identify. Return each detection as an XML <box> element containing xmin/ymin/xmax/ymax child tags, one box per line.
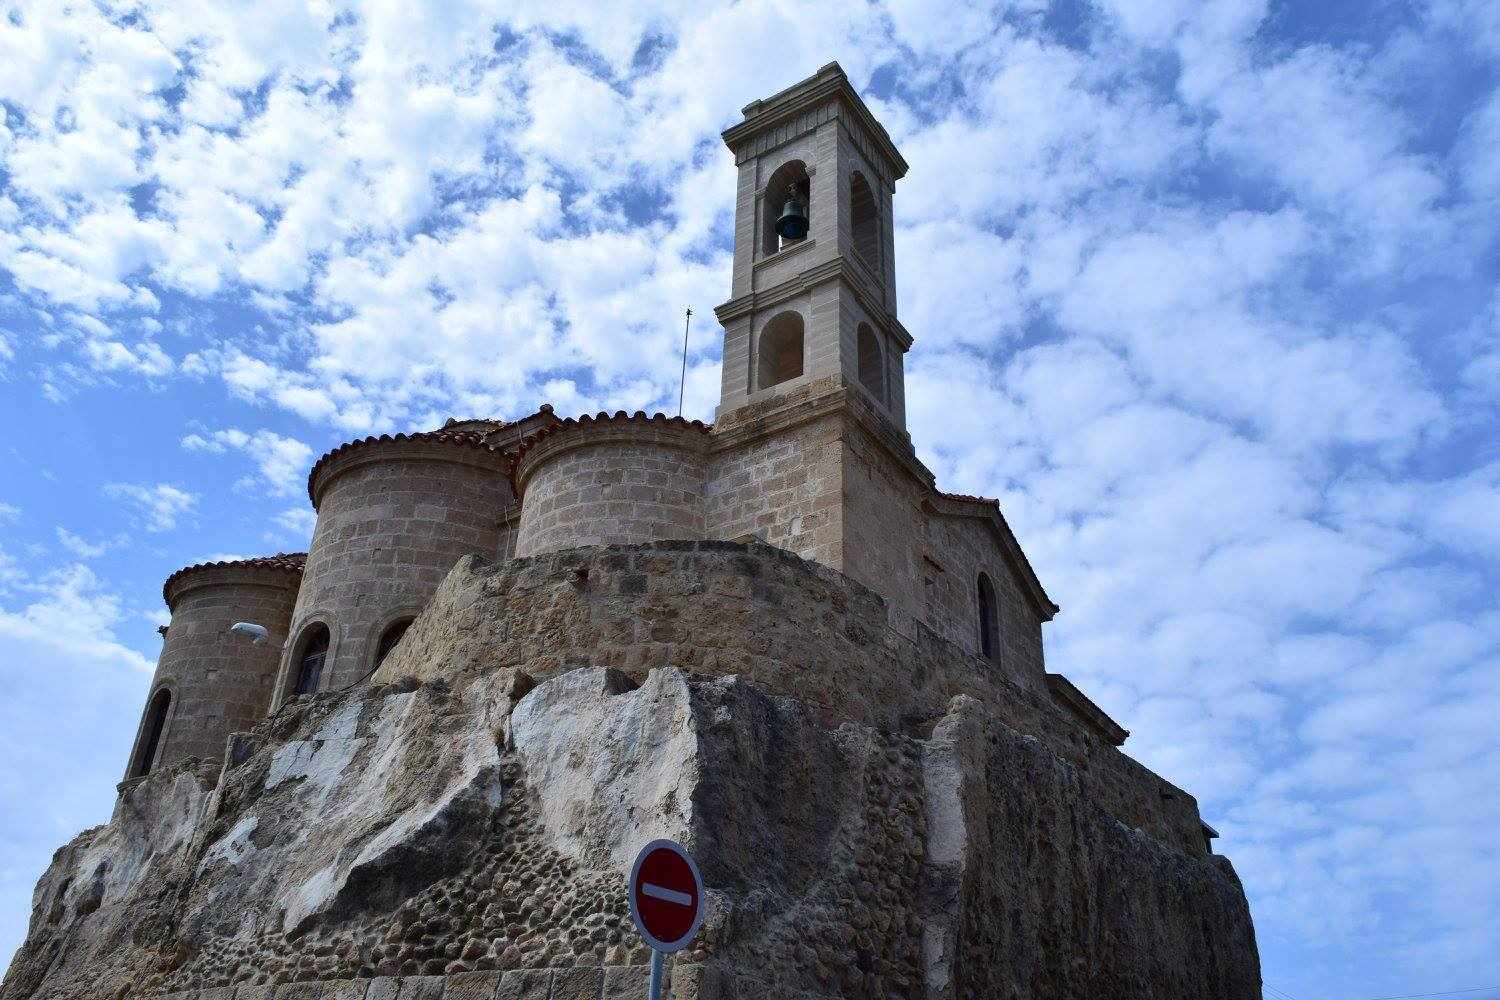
<box><xmin>839</xmin><ymin>404</ymin><xmax>1047</xmax><ymax>674</ymax></box>
<box><xmin>127</xmin><ymin>564</ymin><xmax>301</xmax><ymax>778</ymax></box>
<box><xmin>513</xmin><ymin>419</ymin><xmax>709</xmax><ymax>558</ymax></box>
<box><xmin>373</xmin><ymin>543</ymin><xmax>1207</xmax><ymax>858</ymax></box>
<box><xmin>284</xmin><ymin>440</ymin><xmax>512</xmax><ymax>695</ymax></box>
<box><xmin>921</xmin><ymin>507</ymin><xmax>1045</xmax><ymax>679</ymax></box>
<box><xmin>708</xmin><ymin>378</ymin><xmax>1049</xmax><ymax>672</ymax></box>
<box><xmin>705</xmin><ymin>376</ymin><xmax>847</xmax><ymax>568</ymax></box>
<box><xmin>134</xmin><ymin>964</ymin><xmax>746</xmax><ymax>1000</ymax></box>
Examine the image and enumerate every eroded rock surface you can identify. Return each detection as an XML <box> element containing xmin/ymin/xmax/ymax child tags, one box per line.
<box><xmin>2</xmin><ymin>545</ymin><xmax>1259</xmax><ymax>999</ymax></box>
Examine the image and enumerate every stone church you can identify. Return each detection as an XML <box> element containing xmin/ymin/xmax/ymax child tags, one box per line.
<box><xmin>3</xmin><ymin>64</ymin><xmax>1261</xmax><ymax>1000</ymax></box>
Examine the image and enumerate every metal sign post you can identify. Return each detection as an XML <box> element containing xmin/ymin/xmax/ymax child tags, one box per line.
<box><xmin>628</xmin><ymin>839</ymin><xmax>704</xmax><ymax>1000</ymax></box>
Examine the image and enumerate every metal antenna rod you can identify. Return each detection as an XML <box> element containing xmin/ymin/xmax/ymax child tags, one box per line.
<box><xmin>677</xmin><ymin>306</ymin><xmax>692</xmax><ymax>417</ymax></box>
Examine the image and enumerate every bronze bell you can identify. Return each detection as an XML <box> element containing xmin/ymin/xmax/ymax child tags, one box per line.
<box><xmin>775</xmin><ymin>195</ymin><xmax>809</xmax><ymax>241</ymax></box>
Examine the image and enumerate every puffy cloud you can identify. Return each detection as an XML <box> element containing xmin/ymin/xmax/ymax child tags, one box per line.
<box><xmin>0</xmin><ymin>562</ymin><xmax>153</xmax><ymax>673</ymax></box>
<box><xmin>54</xmin><ymin>527</ymin><xmax>108</xmax><ymax>559</ymax></box>
<box><xmin>271</xmin><ymin>506</ymin><xmax>318</xmax><ymax>542</ymax></box>
<box><xmin>181</xmin><ymin>428</ymin><xmax>315</xmax><ymax>497</ymax></box>
<box><xmin>102</xmin><ymin>482</ymin><xmax>199</xmax><ymax>533</ymax></box>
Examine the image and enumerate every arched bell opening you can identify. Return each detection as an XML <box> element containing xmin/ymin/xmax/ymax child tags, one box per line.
<box><xmin>756</xmin><ymin>311</ymin><xmax>806</xmax><ymax>391</ymax></box>
<box><xmin>762</xmin><ymin>160</ymin><xmax>811</xmax><ymax>256</ymax></box>
<box><xmin>850</xmin><ymin>171</ymin><xmax>879</xmax><ymax>270</ymax></box>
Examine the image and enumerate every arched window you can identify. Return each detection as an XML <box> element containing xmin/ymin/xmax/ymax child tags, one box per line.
<box><xmin>757</xmin><ymin>312</ymin><xmax>805</xmax><ymax>391</ymax></box>
<box><xmin>857</xmin><ymin>323</ymin><xmax>885</xmax><ymax>404</ymax></box>
<box><xmin>291</xmin><ymin>623</ymin><xmax>329</xmax><ymax>698</ymax></box>
<box><xmin>131</xmin><ymin>688</ymin><xmax>172</xmax><ymax>777</ymax></box>
<box><xmin>977</xmin><ymin>573</ymin><xmax>1000</xmax><ymax>663</ymax></box>
<box><xmin>374</xmin><ymin>618</ymin><xmax>414</xmax><ymax>668</ymax></box>
<box><xmin>850</xmin><ymin>171</ymin><xmax>878</xmax><ymax>269</ymax></box>
<box><xmin>762</xmin><ymin>160</ymin><xmax>810</xmax><ymax>256</ymax></box>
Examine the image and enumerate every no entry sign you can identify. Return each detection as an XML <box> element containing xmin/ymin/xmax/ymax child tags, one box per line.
<box><xmin>628</xmin><ymin>839</ymin><xmax>704</xmax><ymax>953</ymax></box>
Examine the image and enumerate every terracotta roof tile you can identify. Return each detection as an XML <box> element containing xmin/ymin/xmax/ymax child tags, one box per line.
<box><xmin>162</xmin><ymin>552</ymin><xmax>306</xmax><ymax>606</ymax></box>
<box><xmin>305</xmin><ymin>430</ymin><xmax>500</xmax><ymax>505</ymax></box>
<box><xmin>507</xmin><ymin>410</ymin><xmax>712</xmax><ymax>479</ymax></box>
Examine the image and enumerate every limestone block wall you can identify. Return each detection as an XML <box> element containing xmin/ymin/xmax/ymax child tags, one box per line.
<box><xmin>125</xmin><ymin>556</ymin><xmax>303</xmax><ymax>780</ymax></box>
<box><xmin>708</xmin><ymin>378</ymin><xmax>1052</xmax><ymax>673</ymax></box>
<box><xmin>512</xmin><ymin>414</ymin><xmax>710</xmax><ymax>558</ymax></box>
<box><xmin>705</xmin><ymin>377</ymin><xmax>846</xmax><ymax>567</ymax></box>
<box><xmin>280</xmin><ymin>432</ymin><xmax>511</xmax><ymax>696</ymax></box>
<box><xmin>840</xmin><ymin>406</ymin><xmax>1051</xmax><ymax>675</ymax></box>
<box><xmin>920</xmin><ymin>500</ymin><xmax>1047</xmax><ymax>677</ymax></box>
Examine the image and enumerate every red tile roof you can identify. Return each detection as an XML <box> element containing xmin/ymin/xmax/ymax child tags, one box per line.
<box><xmin>507</xmin><ymin>410</ymin><xmax>712</xmax><ymax>479</ymax></box>
<box><xmin>162</xmin><ymin>552</ymin><xmax>306</xmax><ymax>606</ymax></box>
<box><xmin>305</xmin><ymin>430</ymin><xmax>501</xmax><ymax>506</ymax></box>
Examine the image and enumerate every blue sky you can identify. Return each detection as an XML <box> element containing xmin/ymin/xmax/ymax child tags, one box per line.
<box><xmin>1</xmin><ymin>2</ymin><xmax>1498</xmax><ymax>998</ymax></box>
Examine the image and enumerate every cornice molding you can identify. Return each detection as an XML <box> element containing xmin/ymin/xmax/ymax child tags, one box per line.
<box><xmin>722</xmin><ymin>62</ymin><xmax>909</xmax><ymax>180</ymax></box>
<box><xmin>714</xmin><ymin>254</ymin><xmax>913</xmax><ymax>353</ymax></box>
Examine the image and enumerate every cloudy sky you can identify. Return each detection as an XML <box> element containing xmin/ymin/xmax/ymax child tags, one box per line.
<box><xmin>1</xmin><ymin>1</ymin><xmax>1498</xmax><ymax>997</ymax></box>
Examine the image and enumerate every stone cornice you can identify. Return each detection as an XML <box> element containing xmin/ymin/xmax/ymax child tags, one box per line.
<box><xmin>922</xmin><ymin>493</ymin><xmax>1059</xmax><ymax>622</ymax></box>
<box><xmin>714</xmin><ymin>255</ymin><xmax>913</xmax><ymax>353</ymax></box>
<box><xmin>510</xmin><ymin>411</ymin><xmax>711</xmax><ymax>495</ymax></box>
<box><xmin>307</xmin><ymin>431</ymin><xmax>508</xmax><ymax>510</ymax></box>
<box><xmin>723</xmin><ymin>62</ymin><xmax>908</xmax><ymax>180</ymax></box>
<box><xmin>1046</xmin><ymin>673</ymin><xmax>1129</xmax><ymax>747</ymax></box>
<box><xmin>162</xmin><ymin>553</ymin><xmax>305</xmax><ymax>610</ymax></box>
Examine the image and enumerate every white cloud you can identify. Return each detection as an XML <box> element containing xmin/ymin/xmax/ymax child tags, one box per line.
<box><xmin>181</xmin><ymin>427</ymin><xmax>313</xmax><ymax>496</ymax></box>
<box><xmin>103</xmin><ymin>482</ymin><xmax>199</xmax><ymax>533</ymax></box>
<box><xmin>271</xmin><ymin>505</ymin><xmax>318</xmax><ymax>542</ymax></box>
<box><xmin>0</xmin><ymin>503</ymin><xmax>19</xmax><ymax>524</ymax></box>
<box><xmin>0</xmin><ymin>563</ymin><xmax>153</xmax><ymax>673</ymax></box>
<box><xmin>55</xmin><ymin>527</ymin><xmax>108</xmax><ymax>559</ymax></box>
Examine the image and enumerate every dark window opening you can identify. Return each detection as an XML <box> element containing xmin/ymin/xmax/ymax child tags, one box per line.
<box><xmin>132</xmin><ymin>688</ymin><xmax>171</xmax><ymax>778</ymax></box>
<box><xmin>850</xmin><ymin>171</ymin><xmax>879</xmax><ymax>269</ymax></box>
<box><xmin>375</xmin><ymin>618</ymin><xmax>414</xmax><ymax>667</ymax></box>
<box><xmin>977</xmin><ymin>573</ymin><xmax>1000</xmax><ymax>663</ymax></box>
<box><xmin>293</xmin><ymin>623</ymin><xmax>329</xmax><ymax>697</ymax></box>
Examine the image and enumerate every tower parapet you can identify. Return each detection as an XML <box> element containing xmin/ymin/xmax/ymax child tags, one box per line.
<box><xmin>124</xmin><ymin>553</ymin><xmax>304</xmax><ymax>784</ymax></box>
<box><xmin>278</xmin><ymin>430</ymin><xmax>513</xmax><ymax>701</ymax></box>
<box><xmin>511</xmin><ymin>412</ymin><xmax>711</xmax><ymax>557</ymax></box>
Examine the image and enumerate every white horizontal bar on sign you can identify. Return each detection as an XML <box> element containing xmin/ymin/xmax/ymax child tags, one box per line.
<box><xmin>642</xmin><ymin>882</ymin><xmax>693</xmax><ymax>907</ymax></box>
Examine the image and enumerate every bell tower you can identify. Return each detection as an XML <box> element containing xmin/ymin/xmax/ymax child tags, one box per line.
<box><xmin>714</xmin><ymin>62</ymin><xmax>912</xmax><ymax>430</ymax></box>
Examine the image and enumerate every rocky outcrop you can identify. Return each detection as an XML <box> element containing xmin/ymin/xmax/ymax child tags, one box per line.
<box><xmin>2</xmin><ymin>543</ymin><xmax>1259</xmax><ymax>999</ymax></box>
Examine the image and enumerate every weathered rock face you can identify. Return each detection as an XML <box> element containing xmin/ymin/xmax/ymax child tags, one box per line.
<box><xmin>2</xmin><ymin>543</ymin><xmax>1259</xmax><ymax>1000</ymax></box>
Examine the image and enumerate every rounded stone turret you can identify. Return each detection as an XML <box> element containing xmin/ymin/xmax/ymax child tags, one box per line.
<box><xmin>123</xmin><ymin>553</ymin><xmax>304</xmax><ymax>783</ymax></box>
<box><xmin>512</xmin><ymin>412</ymin><xmax>711</xmax><ymax>557</ymax></box>
<box><xmin>276</xmin><ymin>430</ymin><xmax>512</xmax><ymax>698</ymax></box>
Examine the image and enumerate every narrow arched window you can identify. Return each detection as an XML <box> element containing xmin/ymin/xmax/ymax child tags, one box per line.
<box><xmin>131</xmin><ymin>688</ymin><xmax>171</xmax><ymax>778</ymax></box>
<box><xmin>850</xmin><ymin>171</ymin><xmax>878</xmax><ymax>269</ymax></box>
<box><xmin>857</xmin><ymin>323</ymin><xmax>885</xmax><ymax>404</ymax></box>
<box><xmin>292</xmin><ymin>623</ymin><xmax>329</xmax><ymax>697</ymax></box>
<box><xmin>977</xmin><ymin>573</ymin><xmax>1000</xmax><ymax>663</ymax></box>
<box><xmin>757</xmin><ymin>312</ymin><xmax>805</xmax><ymax>391</ymax></box>
<box><xmin>375</xmin><ymin>618</ymin><xmax>413</xmax><ymax>667</ymax></box>
<box><xmin>763</xmin><ymin>160</ymin><xmax>810</xmax><ymax>256</ymax></box>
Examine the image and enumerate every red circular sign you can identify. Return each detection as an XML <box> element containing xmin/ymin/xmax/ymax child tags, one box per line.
<box><xmin>628</xmin><ymin>839</ymin><xmax>704</xmax><ymax>952</ymax></box>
